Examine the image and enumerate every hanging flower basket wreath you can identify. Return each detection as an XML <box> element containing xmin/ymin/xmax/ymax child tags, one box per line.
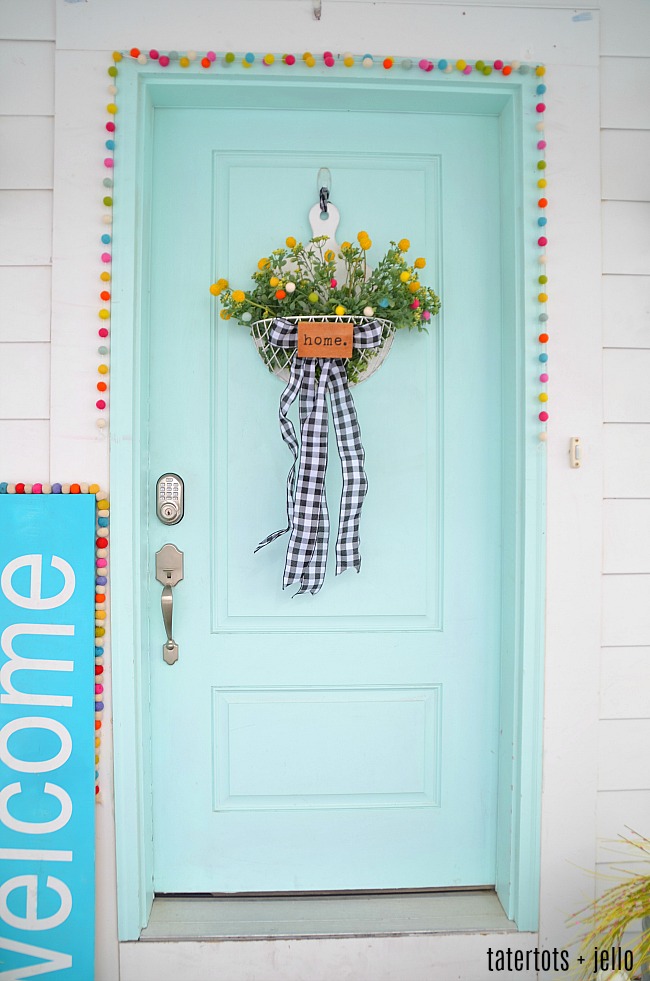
<box><xmin>211</xmin><ymin>232</ymin><xmax>441</xmax><ymax>594</ymax></box>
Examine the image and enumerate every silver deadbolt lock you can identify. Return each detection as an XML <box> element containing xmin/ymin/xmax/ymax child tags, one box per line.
<box><xmin>156</xmin><ymin>473</ymin><xmax>184</xmax><ymax>525</ymax></box>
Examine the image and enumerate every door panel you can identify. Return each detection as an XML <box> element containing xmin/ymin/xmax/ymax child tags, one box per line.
<box><xmin>147</xmin><ymin>104</ymin><xmax>502</xmax><ymax>892</ymax></box>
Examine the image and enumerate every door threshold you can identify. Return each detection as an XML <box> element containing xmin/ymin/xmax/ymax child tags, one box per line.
<box><xmin>140</xmin><ymin>889</ymin><xmax>517</xmax><ymax>941</ymax></box>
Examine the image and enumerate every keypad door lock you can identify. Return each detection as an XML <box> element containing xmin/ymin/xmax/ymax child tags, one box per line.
<box><xmin>156</xmin><ymin>473</ymin><xmax>184</xmax><ymax>525</ymax></box>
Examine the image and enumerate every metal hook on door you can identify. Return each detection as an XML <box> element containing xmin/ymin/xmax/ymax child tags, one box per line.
<box><xmin>318</xmin><ymin>167</ymin><xmax>331</xmax><ymax>217</ymax></box>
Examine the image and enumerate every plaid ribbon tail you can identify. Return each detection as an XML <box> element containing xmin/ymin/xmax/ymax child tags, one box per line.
<box><xmin>328</xmin><ymin>364</ymin><xmax>367</xmax><ymax>575</ymax></box>
<box><xmin>254</xmin><ymin>349</ymin><xmax>303</xmax><ymax>553</ymax></box>
<box><xmin>257</xmin><ymin>318</ymin><xmax>382</xmax><ymax>593</ymax></box>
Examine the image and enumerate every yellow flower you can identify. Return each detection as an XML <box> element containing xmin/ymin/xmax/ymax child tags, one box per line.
<box><xmin>231</xmin><ymin>290</ymin><xmax>246</xmax><ymax>303</ymax></box>
<box><xmin>358</xmin><ymin>236</ymin><xmax>372</xmax><ymax>251</ymax></box>
<box><xmin>335</xmin><ymin>305</ymin><xmax>346</xmax><ymax>315</ymax></box>
<box><xmin>357</xmin><ymin>230</ymin><xmax>369</xmax><ymax>243</ymax></box>
<box><xmin>399</xmin><ymin>271</ymin><xmax>410</xmax><ymax>283</ymax></box>
<box><xmin>324</xmin><ymin>249</ymin><xmax>335</xmax><ymax>262</ymax></box>
<box><xmin>341</xmin><ymin>241</ymin><xmax>352</xmax><ymax>251</ymax></box>
<box><xmin>257</xmin><ymin>258</ymin><xmax>270</xmax><ymax>270</ymax></box>
<box><xmin>269</xmin><ymin>277</ymin><xmax>280</xmax><ymax>287</ymax></box>
<box><xmin>408</xmin><ymin>281</ymin><xmax>420</xmax><ymax>293</ymax></box>
<box><xmin>220</xmin><ymin>310</ymin><xmax>231</xmax><ymax>320</ymax></box>
<box><xmin>209</xmin><ymin>278</ymin><xmax>228</xmax><ymax>296</ymax></box>
<box><xmin>286</xmin><ymin>236</ymin><xmax>297</xmax><ymax>248</ymax></box>
<box><xmin>415</xmin><ymin>257</ymin><xmax>426</xmax><ymax>269</ymax></box>
<box><xmin>398</xmin><ymin>238</ymin><xmax>410</xmax><ymax>252</ymax></box>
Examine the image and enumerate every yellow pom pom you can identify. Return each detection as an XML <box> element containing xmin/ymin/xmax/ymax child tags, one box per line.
<box><xmin>408</xmin><ymin>281</ymin><xmax>420</xmax><ymax>293</ymax></box>
<box><xmin>179</xmin><ymin>57</ymin><xmax>190</xmax><ymax>68</ymax></box>
<box><xmin>398</xmin><ymin>238</ymin><xmax>410</xmax><ymax>251</ymax></box>
<box><xmin>400</xmin><ymin>271</ymin><xmax>410</xmax><ymax>282</ymax></box>
<box><xmin>286</xmin><ymin>236</ymin><xmax>296</xmax><ymax>248</ymax></box>
<box><xmin>536</xmin><ymin>65</ymin><xmax>546</xmax><ymax>77</ymax></box>
<box><xmin>335</xmin><ymin>305</ymin><xmax>346</xmax><ymax>315</ymax></box>
<box><xmin>269</xmin><ymin>277</ymin><xmax>279</xmax><ymax>287</ymax></box>
<box><xmin>414</xmin><ymin>257</ymin><xmax>426</xmax><ymax>269</ymax></box>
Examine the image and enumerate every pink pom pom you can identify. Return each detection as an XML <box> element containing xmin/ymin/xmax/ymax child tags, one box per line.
<box><xmin>494</xmin><ymin>60</ymin><xmax>504</xmax><ymax>70</ymax></box>
<box><xmin>106</xmin><ymin>121</ymin><xmax>116</xmax><ymax>132</ymax></box>
<box><xmin>285</xmin><ymin>54</ymin><xmax>296</xmax><ymax>65</ymax></box>
<box><xmin>104</xmin><ymin>158</ymin><xmax>114</xmax><ymax>168</ymax></box>
<box><xmin>97</xmin><ymin>558</ymin><xmax>108</xmax><ymax>568</ymax></box>
<box><xmin>410</xmin><ymin>298</ymin><xmax>420</xmax><ymax>308</ymax></box>
<box><xmin>149</xmin><ymin>49</ymin><xmax>159</xmax><ymax>59</ymax></box>
<box><xmin>540</xmin><ymin>373</ymin><xmax>549</xmax><ymax>382</ymax></box>
<box><xmin>159</xmin><ymin>55</ymin><xmax>170</xmax><ymax>67</ymax></box>
<box><xmin>207</xmin><ymin>51</ymin><xmax>216</xmax><ymax>62</ymax></box>
<box><xmin>422</xmin><ymin>310</ymin><xmax>431</xmax><ymax>320</ymax></box>
<box><xmin>99</xmin><ymin>327</ymin><xmax>109</xmax><ymax>337</ymax></box>
<box><xmin>330</xmin><ymin>278</ymin><xmax>337</xmax><ymax>288</ymax></box>
<box><xmin>101</xmin><ymin>252</ymin><xmax>111</xmax><ymax>263</ymax></box>
<box><xmin>463</xmin><ymin>65</ymin><xmax>472</xmax><ymax>75</ymax></box>
<box><xmin>539</xmin><ymin>411</ymin><xmax>549</xmax><ymax>422</ymax></box>
<box><xmin>32</xmin><ymin>483</ymin><xmax>43</xmax><ymax>494</ymax></box>
<box><xmin>538</xmin><ymin>236</ymin><xmax>548</xmax><ymax>247</ymax></box>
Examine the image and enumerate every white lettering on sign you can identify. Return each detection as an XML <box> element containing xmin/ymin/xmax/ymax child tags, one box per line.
<box><xmin>0</xmin><ymin>936</ymin><xmax>72</xmax><ymax>978</ymax></box>
<box><xmin>0</xmin><ymin>717</ymin><xmax>72</xmax><ymax>773</ymax></box>
<box><xmin>1</xmin><ymin>623</ymin><xmax>74</xmax><ymax>707</ymax></box>
<box><xmin>0</xmin><ymin>782</ymin><xmax>72</xmax><ymax>835</ymax></box>
<box><xmin>1</xmin><ymin>555</ymin><xmax>75</xmax><ymax>611</ymax></box>
<box><xmin>0</xmin><ymin>545</ymin><xmax>83</xmax><ymax>977</ymax></box>
<box><xmin>0</xmin><ymin>875</ymin><xmax>72</xmax><ymax>932</ymax></box>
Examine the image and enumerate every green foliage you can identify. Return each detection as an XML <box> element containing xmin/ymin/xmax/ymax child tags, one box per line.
<box><xmin>569</xmin><ymin>830</ymin><xmax>650</xmax><ymax>980</ymax></box>
<box><xmin>211</xmin><ymin>233</ymin><xmax>441</xmax><ymax>331</ymax></box>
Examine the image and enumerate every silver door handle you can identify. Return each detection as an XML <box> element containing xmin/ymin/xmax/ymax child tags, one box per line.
<box><xmin>155</xmin><ymin>544</ymin><xmax>184</xmax><ymax>665</ymax></box>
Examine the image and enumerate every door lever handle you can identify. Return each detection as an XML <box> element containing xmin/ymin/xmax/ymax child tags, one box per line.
<box><xmin>155</xmin><ymin>544</ymin><xmax>184</xmax><ymax>665</ymax></box>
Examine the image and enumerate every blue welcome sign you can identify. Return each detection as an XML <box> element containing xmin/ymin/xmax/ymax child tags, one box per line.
<box><xmin>0</xmin><ymin>495</ymin><xmax>96</xmax><ymax>980</ymax></box>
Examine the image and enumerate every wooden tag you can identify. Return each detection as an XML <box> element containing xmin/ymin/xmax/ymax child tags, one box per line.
<box><xmin>297</xmin><ymin>321</ymin><xmax>354</xmax><ymax>359</ymax></box>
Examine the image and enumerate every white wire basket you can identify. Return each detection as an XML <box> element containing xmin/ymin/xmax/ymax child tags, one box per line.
<box><xmin>251</xmin><ymin>315</ymin><xmax>395</xmax><ymax>386</ymax></box>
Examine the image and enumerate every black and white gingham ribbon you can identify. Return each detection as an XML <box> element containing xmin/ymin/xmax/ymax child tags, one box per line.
<box><xmin>255</xmin><ymin>317</ymin><xmax>383</xmax><ymax>594</ymax></box>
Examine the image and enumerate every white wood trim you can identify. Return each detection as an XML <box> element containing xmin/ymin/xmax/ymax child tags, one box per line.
<box><xmin>55</xmin><ymin>2</ymin><xmax>598</xmax><ymax>66</ymax></box>
<box><xmin>120</xmin><ymin>933</ymin><xmax>539</xmax><ymax>981</ymax></box>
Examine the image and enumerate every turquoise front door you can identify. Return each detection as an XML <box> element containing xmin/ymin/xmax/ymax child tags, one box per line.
<box><xmin>145</xmin><ymin>94</ymin><xmax>503</xmax><ymax>893</ymax></box>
